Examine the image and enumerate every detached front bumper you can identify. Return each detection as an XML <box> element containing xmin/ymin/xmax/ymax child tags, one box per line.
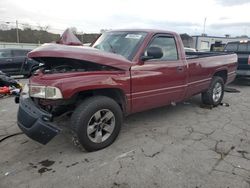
<box><xmin>17</xmin><ymin>96</ymin><xmax>61</xmax><ymax>144</ymax></box>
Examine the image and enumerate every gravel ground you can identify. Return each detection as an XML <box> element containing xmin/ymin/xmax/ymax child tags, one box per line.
<box><xmin>0</xmin><ymin>78</ymin><xmax>250</xmax><ymax>188</ymax></box>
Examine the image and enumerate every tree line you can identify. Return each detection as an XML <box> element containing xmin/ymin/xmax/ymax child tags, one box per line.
<box><xmin>0</xmin><ymin>27</ymin><xmax>199</xmax><ymax>48</ymax></box>
<box><xmin>0</xmin><ymin>28</ymin><xmax>100</xmax><ymax>44</ymax></box>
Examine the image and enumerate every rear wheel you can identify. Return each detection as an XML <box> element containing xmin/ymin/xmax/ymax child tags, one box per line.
<box><xmin>201</xmin><ymin>76</ymin><xmax>224</xmax><ymax>106</ymax></box>
<box><xmin>71</xmin><ymin>96</ymin><xmax>123</xmax><ymax>151</ymax></box>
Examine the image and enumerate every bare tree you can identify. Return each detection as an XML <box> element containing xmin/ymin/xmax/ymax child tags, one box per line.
<box><xmin>22</xmin><ymin>23</ymin><xmax>32</xmax><ymax>30</ymax></box>
<box><xmin>37</xmin><ymin>24</ymin><xmax>50</xmax><ymax>31</ymax></box>
<box><xmin>0</xmin><ymin>23</ymin><xmax>9</xmax><ymax>30</ymax></box>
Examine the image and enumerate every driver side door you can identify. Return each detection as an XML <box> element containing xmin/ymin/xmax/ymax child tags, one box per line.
<box><xmin>131</xmin><ymin>34</ymin><xmax>187</xmax><ymax>113</ymax></box>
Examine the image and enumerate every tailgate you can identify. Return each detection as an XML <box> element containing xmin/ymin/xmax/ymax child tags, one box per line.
<box><xmin>237</xmin><ymin>52</ymin><xmax>250</xmax><ymax>70</ymax></box>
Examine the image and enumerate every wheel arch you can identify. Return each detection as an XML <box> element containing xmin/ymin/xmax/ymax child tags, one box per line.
<box><xmin>74</xmin><ymin>88</ymin><xmax>127</xmax><ymax>114</ymax></box>
<box><xmin>213</xmin><ymin>69</ymin><xmax>228</xmax><ymax>84</ymax></box>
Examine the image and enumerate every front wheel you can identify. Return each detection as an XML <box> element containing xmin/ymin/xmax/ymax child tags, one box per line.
<box><xmin>201</xmin><ymin>76</ymin><xmax>224</xmax><ymax>106</ymax></box>
<box><xmin>71</xmin><ymin>96</ymin><xmax>123</xmax><ymax>151</ymax></box>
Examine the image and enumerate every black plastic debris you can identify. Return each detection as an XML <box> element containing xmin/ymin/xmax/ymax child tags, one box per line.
<box><xmin>200</xmin><ymin>102</ymin><xmax>230</xmax><ymax>109</ymax></box>
<box><xmin>220</xmin><ymin>102</ymin><xmax>230</xmax><ymax>107</ymax></box>
<box><xmin>200</xmin><ymin>104</ymin><xmax>213</xmax><ymax>109</ymax></box>
<box><xmin>0</xmin><ymin>132</ymin><xmax>23</xmax><ymax>143</ymax></box>
<box><xmin>224</xmin><ymin>87</ymin><xmax>240</xmax><ymax>93</ymax></box>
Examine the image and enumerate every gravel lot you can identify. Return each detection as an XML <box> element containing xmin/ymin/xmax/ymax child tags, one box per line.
<box><xmin>0</xmin><ymin>78</ymin><xmax>250</xmax><ymax>188</ymax></box>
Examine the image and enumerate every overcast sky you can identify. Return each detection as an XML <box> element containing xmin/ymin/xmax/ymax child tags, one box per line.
<box><xmin>0</xmin><ymin>0</ymin><xmax>250</xmax><ymax>36</ymax></box>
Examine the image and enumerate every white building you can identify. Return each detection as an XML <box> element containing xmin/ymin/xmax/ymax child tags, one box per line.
<box><xmin>191</xmin><ymin>35</ymin><xmax>249</xmax><ymax>51</ymax></box>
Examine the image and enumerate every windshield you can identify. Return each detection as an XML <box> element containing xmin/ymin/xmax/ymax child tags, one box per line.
<box><xmin>93</xmin><ymin>31</ymin><xmax>147</xmax><ymax>60</ymax></box>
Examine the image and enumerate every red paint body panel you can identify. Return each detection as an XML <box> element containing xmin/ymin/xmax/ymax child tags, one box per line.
<box><xmin>185</xmin><ymin>53</ymin><xmax>237</xmax><ymax>98</ymax></box>
<box><xmin>29</xmin><ymin>29</ymin><xmax>237</xmax><ymax>115</ymax></box>
<box><xmin>130</xmin><ymin>32</ymin><xmax>188</xmax><ymax>113</ymax></box>
<box><xmin>28</xmin><ymin>44</ymin><xmax>132</xmax><ymax>70</ymax></box>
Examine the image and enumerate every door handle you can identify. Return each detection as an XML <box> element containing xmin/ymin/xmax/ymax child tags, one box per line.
<box><xmin>176</xmin><ymin>66</ymin><xmax>184</xmax><ymax>72</ymax></box>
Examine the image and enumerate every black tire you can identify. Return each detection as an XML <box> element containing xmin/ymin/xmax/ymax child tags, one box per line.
<box><xmin>201</xmin><ymin>76</ymin><xmax>224</xmax><ymax>106</ymax></box>
<box><xmin>71</xmin><ymin>96</ymin><xmax>123</xmax><ymax>151</ymax></box>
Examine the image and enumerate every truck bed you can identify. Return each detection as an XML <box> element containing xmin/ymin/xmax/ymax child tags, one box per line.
<box><xmin>185</xmin><ymin>51</ymin><xmax>234</xmax><ymax>59</ymax></box>
<box><xmin>185</xmin><ymin>52</ymin><xmax>237</xmax><ymax>89</ymax></box>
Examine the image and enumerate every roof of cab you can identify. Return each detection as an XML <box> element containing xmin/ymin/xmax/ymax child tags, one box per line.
<box><xmin>106</xmin><ymin>29</ymin><xmax>178</xmax><ymax>36</ymax></box>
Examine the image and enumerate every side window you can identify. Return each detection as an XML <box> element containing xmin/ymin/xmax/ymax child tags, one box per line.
<box><xmin>147</xmin><ymin>36</ymin><xmax>178</xmax><ymax>61</ymax></box>
<box><xmin>13</xmin><ymin>50</ymin><xmax>28</xmax><ymax>57</ymax></box>
<box><xmin>238</xmin><ymin>43</ymin><xmax>248</xmax><ymax>52</ymax></box>
<box><xmin>0</xmin><ymin>50</ymin><xmax>12</xmax><ymax>58</ymax></box>
<box><xmin>225</xmin><ymin>43</ymin><xmax>238</xmax><ymax>52</ymax></box>
<box><xmin>13</xmin><ymin>50</ymin><xmax>27</xmax><ymax>57</ymax></box>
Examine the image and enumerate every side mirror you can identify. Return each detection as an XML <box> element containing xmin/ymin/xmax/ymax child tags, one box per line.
<box><xmin>141</xmin><ymin>46</ymin><xmax>163</xmax><ymax>61</ymax></box>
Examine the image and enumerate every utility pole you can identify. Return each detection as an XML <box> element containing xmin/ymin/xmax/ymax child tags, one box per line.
<box><xmin>16</xmin><ymin>20</ymin><xmax>19</xmax><ymax>43</ymax></box>
<box><xmin>203</xmin><ymin>17</ymin><xmax>207</xmax><ymax>35</ymax></box>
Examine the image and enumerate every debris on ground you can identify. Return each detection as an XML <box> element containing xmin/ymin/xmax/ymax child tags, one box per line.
<box><xmin>0</xmin><ymin>71</ymin><xmax>20</xmax><ymax>88</ymax></box>
<box><xmin>0</xmin><ymin>132</ymin><xmax>23</xmax><ymax>143</ymax></box>
<box><xmin>200</xmin><ymin>104</ymin><xmax>213</xmax><ymax>109</ymax></box>
<box><xmin>114</xmin><ymin>150</ymin><xmax>135</xmax><ymax>160</ymax></box>
<box><xmin>200</xmin><ymin>102</ymin><xmax>230</xmax><ymax>109</ymax></box>
<box><xmin>0</xmin><ymin>71</ymin><xmax>22</xmax><ymax>98</ymax></box>
<box><xmin>220</xmin><ymin>102</ymin><xmax>230</xmax><ymax>107</ymax></box>
<box><xmin>225</xmin><ymin>87</ymin><xmax>240</xmax><ymax>93</ymax></box>
<box><xmin>4</xmin><ymin>169</ymin><xmax>16</xmax><ymax>176</ymax></box>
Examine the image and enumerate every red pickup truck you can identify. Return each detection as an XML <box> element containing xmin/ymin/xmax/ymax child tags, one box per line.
<box><xmin>17</xmin><ymin>29</ymin><xmax>237</xmax><ymax>151</ymax></box>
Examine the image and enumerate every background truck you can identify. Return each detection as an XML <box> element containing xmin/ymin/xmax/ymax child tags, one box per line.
<box><xmin>224</xmin><ymin>40</ymin><xmax>250</xmax><ymax>77</ymax></box>
<box><xmin>17</xmin><ymin>29</ymin><xmax>237</xmax><ymax>151</ymax></box>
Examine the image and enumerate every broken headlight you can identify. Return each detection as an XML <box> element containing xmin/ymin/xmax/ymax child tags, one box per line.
<box><xmin>29</xmin><ymin>85</ymin><xmax>63</xmax><ymax>99</ymax></box>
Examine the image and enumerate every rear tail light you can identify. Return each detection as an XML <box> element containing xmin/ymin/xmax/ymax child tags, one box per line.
<box><xmin>248</xmin><ymin>55</ymin><xmax>250</xmax><ymax>65</ymax></box>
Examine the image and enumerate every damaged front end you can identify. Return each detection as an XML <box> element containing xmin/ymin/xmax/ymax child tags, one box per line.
<box><xmin>17</xmin><ymin>56</ymin><xmax>126</xmax><ymax>145</ymax></box>
<box><xmin>17</xmin><ymin>93</ymin><xmax>61</xmax><ymax>145</ymax></box>
<box><xmin>17</xmin><ymin>81</ymin><xmax>79</xmax><ymax>145</ymax></box>
<box><xmin>17</xmin><ymin>29</ymin><xmax>131</xmax><ymax>145</ymax></box>
<box><xmin>33</xmin><ymin>57</ymin><xmax>119</xmax><ymax>75</ymax></box>
<box><xmin>16</xmin><ymin>72</ymin><xmax>77</xmax><ymax>145</ymax></box>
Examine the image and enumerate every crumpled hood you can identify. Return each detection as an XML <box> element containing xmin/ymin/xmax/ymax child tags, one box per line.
<box><xmin>28</xmin><ymin>43</ymin><xmax>132</xmax><ymax>70</ymax></box>
<box><xmin>56</xmin><ymin>28</ymin><xmax>83</xmax><ymax>46</ymax></box>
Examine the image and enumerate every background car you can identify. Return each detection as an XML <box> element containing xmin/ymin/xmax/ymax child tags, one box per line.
<box><xmin>0</xmin><ymin>48</ymin><xmax>39</xmax><ymax>77</ymax></box>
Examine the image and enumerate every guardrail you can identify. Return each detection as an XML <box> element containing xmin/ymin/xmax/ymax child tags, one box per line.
<box><xmin>0</xmin><ymin>42</ymin><xmax>40</xmax><ymax>49</ymax></box>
